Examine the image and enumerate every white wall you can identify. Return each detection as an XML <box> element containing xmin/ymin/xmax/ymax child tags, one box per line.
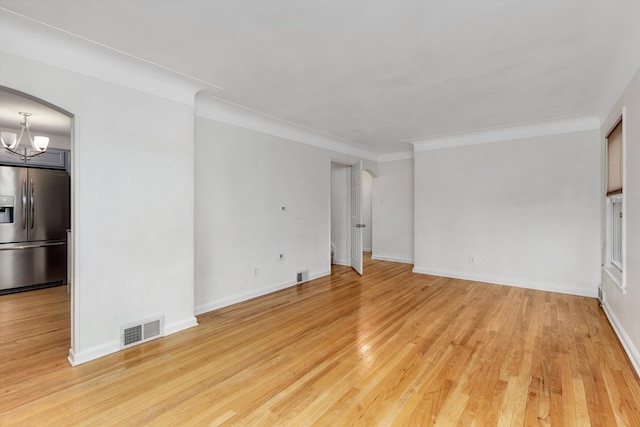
<box><xmin>372</xmin><ymin>159</ymin><xmax>414</xmax><ymax>264</ymax></box>
<box><xmin>601</xmin><ymin>67</ymin><xmax>640</xmax><ymax>375</ymax></box>
<box><xmin>194</xmin><ymin>112</ymin><xmax>365</xmax><ymax>314</ymax></box>
<box><xmin>330</xmin><ymin>163</ymin><xmax>349</xmax><ymax>265</ymax></box>
<box><xmin>362</xmin><ymin>170</ymin><xmax>373</xmax><ymax>251</ymax></box>
<box><xmin>0</xmin><ymin>51</ymin><xmax>198</xmax><ymax>364</ymax></box>
<box><xmin>414</xmin><ymin>130</ymin><xmax>601</xmax><ymax>296</ymax></box>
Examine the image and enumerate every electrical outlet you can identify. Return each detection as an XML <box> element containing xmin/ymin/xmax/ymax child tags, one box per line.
<box><xmin>279</xmin><ymin>253</ymin><xmax>285</xmax><ymax>261</ymax></box>
<box><xmin>253</xmin><ymin>267</ymin><xmax>258</xmax><ymax>276</ymax></box>
<box><xmin>469</xmin><ymin>256</ymin><xmax>476</xmax><ymax>264</ymax></box>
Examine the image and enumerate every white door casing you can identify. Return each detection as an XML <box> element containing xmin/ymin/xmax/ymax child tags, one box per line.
<box><xmin>351</xmin><ymin>161</ymin><xmax>363</xmax><ymax>275</ymax></box>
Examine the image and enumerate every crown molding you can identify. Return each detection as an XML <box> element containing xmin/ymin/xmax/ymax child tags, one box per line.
<box><xmin>195</xmin><ymin>95</ymin><xmax>379</xmax><ymax>161</ymax></box>
<box><xmin>0</xmin><ymin>8</ymin><xmax>215</xmax><ymax>106</ymax></box>
<box><xmin>0</xmin><ymin>10</ymin><xmax>382</xmax><ymax>161</ymax></box>
<box><xmin>377</xmin><ymin>150</ymin><xmax>414</xmax><ymax>163</ymax></box>
<box><xmin>412</xmin><ymin>115</ymin><xmax>601</xmax><ymax>152</ymax></box>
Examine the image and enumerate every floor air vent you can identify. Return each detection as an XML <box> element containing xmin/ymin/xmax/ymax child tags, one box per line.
<box><xmin>296</xmin><ymin>270</ymin><xmax>309</xmax><ymax>284</ymax></box>
<box><xmin>121</xmin><ymin>316</ymin><xmax>164</xmax><ymax>349</ymax></box>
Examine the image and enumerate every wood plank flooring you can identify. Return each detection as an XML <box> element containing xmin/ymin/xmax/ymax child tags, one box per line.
<box><xmin>1</xmin><ymin>256</ymin><xmax>639</xmax><ymax>426</ymax></box>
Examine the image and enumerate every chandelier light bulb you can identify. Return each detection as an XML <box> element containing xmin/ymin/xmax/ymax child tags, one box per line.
<box><xmin>0</xmin><ymin>131</ymin><xmax>18</xmax><ymax>149</ymax></box>
<box><xmin>33</xmin><ymin>136</ymin><xmax>50</xmax><ymax>152</ymax></box>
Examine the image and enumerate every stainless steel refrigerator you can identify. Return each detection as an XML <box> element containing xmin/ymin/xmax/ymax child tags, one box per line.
<box><xmin>0</xmin><ymin>165</ymin><xmax>70</xmax><ymax>293</ymax></box>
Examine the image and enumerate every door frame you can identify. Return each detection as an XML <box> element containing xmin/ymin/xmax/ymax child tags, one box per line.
<box><xmin>330</xmin><ymin>159</ymin><xmax>367</xmax><ymax>275</ymax></box>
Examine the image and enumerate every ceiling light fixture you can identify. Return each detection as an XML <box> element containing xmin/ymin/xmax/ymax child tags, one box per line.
<box><xmin>1</xmin><ymin>112</ymin><xmax>50</xmax><ymax>158</ymax></box>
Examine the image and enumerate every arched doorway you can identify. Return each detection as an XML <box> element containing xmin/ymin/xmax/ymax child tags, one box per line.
<box><xmin>0</xmin><ymin>86</ymin><xmax>74</xmax><ymax>360</ymax></box>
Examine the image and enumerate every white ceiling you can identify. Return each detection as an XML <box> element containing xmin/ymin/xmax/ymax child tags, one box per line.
<box><xmin>1</xmin><ymin>0</ymin><xmax>639</xmax><ymax>153</ymax></box>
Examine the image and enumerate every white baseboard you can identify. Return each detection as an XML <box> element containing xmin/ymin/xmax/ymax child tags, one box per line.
<box><xmin>371</xmin><ymin>254</ymin><xmax>414</xmax><ymax>265</ymax></box>
<box><xmin>165</xmin><ymin>316</ymin><xmax>198</xmax><ymax>336</ymax></box>
<box><xmin>67</xmin><ymin>315</ymin><xmax>199</xmax><ymax>366</ymax></box>
<box><xmin>411</xmin><ymin>267</ymin><xmax>597</xmax><ymax>298</ymax></box>
<box><xmin>601</xmin><ymin>300</ymin><xmax>640</xmax><ymax>378</ymax></box>
<box><xmin>332</xmin><ymin>258</ymin><xmax>349</xmax><ymax>266</ymax></box>
<box><xmin>68</xmin><ymin>340</ymin><xmax>119</xmax><ymax>366</ymax></box>
<box><xmin>195</xmin><ymin>269</ymin><xmax>331</xmax><ymax>316</ymax></box>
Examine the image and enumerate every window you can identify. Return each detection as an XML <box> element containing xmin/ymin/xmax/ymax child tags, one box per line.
<box><xmin>606</xmin><ymin>119</ymin><xmax>622</xmax><ymax>197</ymax></box>
<box><xmin>610</xmin><ymin>194</ymin><xmax>623</xmax><ymax>271</ymax></box>
<box><xmin>605</xmin><ymin>116</ymin><xmax>624</xmax><ymax>288</ymax></box>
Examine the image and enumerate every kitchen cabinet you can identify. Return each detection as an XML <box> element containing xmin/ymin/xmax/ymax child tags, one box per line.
<box><xmin>26</xmin><ymin>148</ymin><xmax>67</xmax><ymax>169</ymax></box>
<box><xmin>0</xmin><ymin>148</ymin><xmax>25</xmax><ymax>166</ymax></box>
<box><xmin>0</xmin><ymin>147</ymin><xmax>68</xmax><ymax>169</ymax></box>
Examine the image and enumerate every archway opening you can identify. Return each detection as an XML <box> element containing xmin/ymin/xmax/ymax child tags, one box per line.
<box><xmin>0</xmin><ymin>86</ymin><xmax>75</xmax><ymax>361</ymax></box>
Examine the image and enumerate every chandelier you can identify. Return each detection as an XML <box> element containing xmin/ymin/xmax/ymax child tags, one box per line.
<box><xmin>1</xmin><ymin>112</ymin><xmax>50</xmax><ymax>158</ymax></box>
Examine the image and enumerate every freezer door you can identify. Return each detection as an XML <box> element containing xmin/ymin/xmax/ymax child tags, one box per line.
<box><xmin>0</xmin><ymin>166</ymin><xmax>28</xmax><ymax>244</ymax></box>
<box><xmin>0</xmin><ymin>241</ymin><xmax>67</xmax><ymax>291</ymax></box>
<box><xmin>28</xmin><ymin>168</ymin><xmax>70</xmax><ymax>242</ymax></box>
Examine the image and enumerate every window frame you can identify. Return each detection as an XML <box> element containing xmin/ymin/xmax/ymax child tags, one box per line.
<box><xmin>603</xmin><ymin>108</ymin><xmax>627</xmax><ymax>293</ymax></box>
<box><xmin>609</xmin><ymin>193</ymin><xmax>623</xmax><ymax>272</ymax></box>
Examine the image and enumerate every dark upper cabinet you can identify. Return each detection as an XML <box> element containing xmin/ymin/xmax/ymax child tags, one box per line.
<box><xmin>0</xmin><ymin>147</ymin><xmax>67</xmax><ymax>170</ymax></box>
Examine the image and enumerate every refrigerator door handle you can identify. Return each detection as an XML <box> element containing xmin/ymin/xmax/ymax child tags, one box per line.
<box><xmin>0</xmin><ymin>241</ymin><xmax>66</xmax><ymax>251</ymax></box>
<box><xmin>30</xmin><ymin>178</ymin><xmax>35</xmax><ymax>229</ymax></box>
<box><xmin>22</xmin><ymin>179</ymin><xmax>27</xmax><ymax>230</ymax></box>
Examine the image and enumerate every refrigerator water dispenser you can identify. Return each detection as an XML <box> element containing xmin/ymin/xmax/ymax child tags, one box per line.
<box><xmin>0</xmin><ymin>195</ymin><xmax>14</xmax><ymax>224</ymax></box>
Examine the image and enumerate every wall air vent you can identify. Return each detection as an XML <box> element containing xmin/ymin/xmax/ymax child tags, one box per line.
<box><xmin>123</xmin><ymin>325</ymin><xmax>143</xmax><ymax>346</ymax></box>
<box><xmin>121</xmin><ymin>316</ymin><xmax>164</xmax><ymax>349</ymax></box>
<box><xmin>296</xmin><ymin>270</ymin><xmax>309</xmax><ymax>284</ymax></box>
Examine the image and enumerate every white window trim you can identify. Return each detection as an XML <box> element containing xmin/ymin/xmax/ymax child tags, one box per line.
<box><xmin>603</xmin><ymin>195</ymin><xmax>625</xmax><ymax>292</ymax></box>
<box><xmin>610</xmin><ymin>194</ymin><xmax>623</xmax><ymax>272</ymax></box>
<box><xmin>602</xmin><ymin>107</ymin><xmax>627</xmax><ymax>294</ymax></box>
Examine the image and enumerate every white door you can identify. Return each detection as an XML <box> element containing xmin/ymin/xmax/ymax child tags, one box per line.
<box><xmin>351</xmin><ymin>161</ymin><xmax>363</xmax><ymax>275</ymax></box>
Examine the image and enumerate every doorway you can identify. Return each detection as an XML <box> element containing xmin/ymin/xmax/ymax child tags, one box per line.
<box><xmin>362</xmin><ymin>169</ymin><xmax>373</xmax><ymax>254</ymax></box>
<box><xmin>330</xmin><ymin>161</ymin><xmax>373</xmax><ymax>275</ymax></box>
<box><xmin>0</xmin><ymin>86</ymin><xmax>74</xmax><ymax>358</ymax></box>
<box><xmin>330</xmin><ymin>162</ymin><xmax>350</xmax><ymax>267</ymax></box>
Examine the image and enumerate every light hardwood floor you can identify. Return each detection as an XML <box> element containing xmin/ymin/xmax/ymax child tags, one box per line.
<box><xmin>1</xmin><ymin>256</ymin><xmax>639</xmax><ymax>426</ymax></box>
